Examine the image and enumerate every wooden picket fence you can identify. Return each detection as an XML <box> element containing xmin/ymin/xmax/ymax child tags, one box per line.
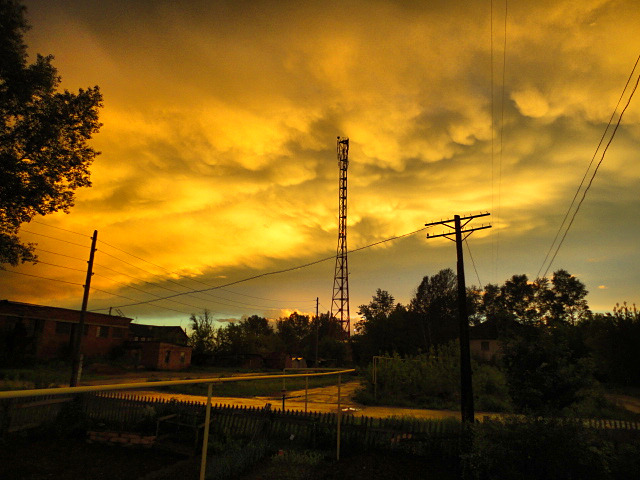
<box><xmin>0</xmin><ymin>391</ymin><xmax>461</xmax><ymax>456</ymax></box>
<box><xmin>2</xmin><ymin>391</ymin><xmax>640</xmax><ymax>455</ymax></box>
<box><xmin>80</xmin><ymin>392</ymin><xmax>462</xmax><ymax>456</ymax></box>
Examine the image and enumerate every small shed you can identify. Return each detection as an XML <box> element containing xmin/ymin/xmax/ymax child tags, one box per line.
<box><xmin>126</xmin><ymin>323</ymin><xmax>192</xmax><ymax>370</ymax></box>
<box><xmin>469</xmin><ymin>320</ymin><xmax>502</xmax><ymax>362</ymax></box>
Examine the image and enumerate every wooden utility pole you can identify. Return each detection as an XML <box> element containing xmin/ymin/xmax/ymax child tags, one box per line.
<box><xmin>315</xmin><ymin>297</ymin><xmax>319</xmax><ymax>367</ymax></box>
<box><xmin>70</xmin><ymin>230</ymin><xmax>97</xmax><ymax>387</ymax></box>
<box><xmin>425</xmin><ymin>213</ymin><xmax>491</xmax><ymax>423</ymax></box>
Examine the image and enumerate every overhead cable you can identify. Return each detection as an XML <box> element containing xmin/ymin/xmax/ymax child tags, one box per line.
<box><xmin>540</xmin><ymin>55</ymin><xmax>640</xmax><ymax>278</ymax></box>
<box><xmin>93</xmin><ymin>225</ymin><xmax>430</xmax><ymax>311</ymax></box>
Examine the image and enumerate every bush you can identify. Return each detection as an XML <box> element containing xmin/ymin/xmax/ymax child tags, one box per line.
<box><xmin>468</xmin><ymin>417</ymin><xmax>612</xmax><ymax>480</ymax></box>
<box><xmin>357</xmin><ymin>343</ymin><xmax>512</xmax><ymax>411</ymax></box>
<box><xmin>205</xmin><ymin>439</ymin><xmax>271</xmax><ymax>479</ymax></box>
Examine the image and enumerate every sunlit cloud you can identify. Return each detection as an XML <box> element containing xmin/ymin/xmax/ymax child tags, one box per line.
<box><xmin>3</xmin><ymin>0</ymin><xmax>639</xmax><ymax>322</ymax></box>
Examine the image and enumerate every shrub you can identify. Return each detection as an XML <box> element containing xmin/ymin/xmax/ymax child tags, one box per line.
<box><xmin>468</xmin><ymin>417</ymin><xmax>612</xmax><ymax>480</ymax></box>
<box><xmin>358</xmin><ymin>343</ymin><xmax>512</xmax><ymax>411</ymax></box>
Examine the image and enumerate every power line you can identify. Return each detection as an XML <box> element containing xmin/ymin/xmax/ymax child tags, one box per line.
<box><xmin>34</xmin><ymin>247</ymin><xmax>87</xmax><ymax>263</ymax></box>
<box><xmin>495</xmin><ymin>0</ymin><xmax>507</xmax><ymax>283</ymax></box>
<box><xmin>538</xmin><ymin>53</ymin><xmax>640</xmax><ymax>277</ymax></box>
<box><xmin>2</xmin><ymin>269</ymin><xmax>84</xmax><ymax>287</ymax></box>
<box><xmin>20</xmin><ymin>229</ymin><xmax>90</xmax><ymax>248</ymax></box>
<box><xmin>30</xmin><ymin>220</ymin><xmax>89</xmax><ymax>238</ymax></box>
<box><xmin>88</xmin><ymin>288</ymin><xmax>194</xmax><ymax>315</ymax></box>
<box><xmin>464</xmin><ymin>239</ymin><xmax>483</xmax><ymax>288</ymax></box>
<box><xmin>92</xmin><ymin>272</ymin><xmax>207</xmax><ymax>310</ymax></box>
<box><xmin>32</xmin><ymin>260</ymin><xmax>87</xmax><ymax>273</ymax></box>
<box><xmin>93</xmin><ymin>260</ymin><xmax>313</xmax><ymax>311</ymax></box>
<box><xmin>94</xmin><ymin>225</ymin><xmax>430</xmax><ymax>311</ymax></box>
<box><xmin>100</xmin><ymin>238</ymin><xmax>308</xmax><ymax>304</ymax></box>
<box><xmin>539</xmin><ymin>54</ymin><xmax>640</xmax><ymax>278</ymax></box>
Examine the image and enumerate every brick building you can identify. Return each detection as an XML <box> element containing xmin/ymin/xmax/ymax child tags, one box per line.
<box><xmin>0</xmin><ymin>300</ymin><xmax>131</xmax><ymax>359</ymax></box>
<box><xmin>126</xmin><ymin>323</ymin><xmax>192</xmax><ymax>370</ymax></box>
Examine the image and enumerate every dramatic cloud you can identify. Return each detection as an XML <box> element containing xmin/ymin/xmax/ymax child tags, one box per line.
<box><xmin>2</xmin><ymin>0</ymin><xmax>640</xmax><ymax>325</ymax></box>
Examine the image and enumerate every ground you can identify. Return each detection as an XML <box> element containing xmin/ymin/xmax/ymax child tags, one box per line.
<box><xmin>0</xmin><ymin>436</ymin><xmax>183</xmax><ymax>480</ymax></box>
<box><xmin>239</xmin><ymin>451</ymin><xmax>458</xmax><ymax>480</ymax></box>
<box><xmin>0</xmin><ymin>436</ymin><xmax>457</xmax><ymax>480</ymax></box>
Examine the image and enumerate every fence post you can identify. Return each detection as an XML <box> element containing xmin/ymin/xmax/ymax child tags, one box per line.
<box><xmin>199</xmin><ymin>383</ymin><xmax>213</xmax><ymax>480</ymax></box>
<box><xmin>305</xmin><ymin>376</ymin><xmax>308</xmax><ymax>413</ymax></box>
<box><xmin>336</xmin><ymin>373</ymin><xmax>342</xmax><ymax>461</ymax></box>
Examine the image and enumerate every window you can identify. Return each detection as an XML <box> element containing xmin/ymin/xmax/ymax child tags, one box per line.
<box><xmin>481</xmin><ymin>341</ymin><xmax>490</xmax><ymax>352</ymax></box>
<box><xmin>180</xmin><ymin>352</ymin><xmax>186</xmax><ymax>364</ymax></box>
<box><xmin>96</xmin><ymin>326</ymin><xmax>109</xmax><ymax>338</ymax></box>
<box><xmin>164</xmin><ymin>350</ymin><xmax>171</xmax><ymax>364</ymax></box>
<box><xmin>33</xmin><ymin>318</ymin><xmax>45</xmax><ymax>334</ymax></box>
<box><xmin>55</xmin><ymin>322</ymin><xmax>72</xmax><ymax>335</ymax></box>
<box><xmin>112</xmin><ymin>328</ymin><xmax>125</xmax><ymax>339</ymax></box>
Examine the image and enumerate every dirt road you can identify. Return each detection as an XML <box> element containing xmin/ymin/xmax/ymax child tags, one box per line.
<box><xmin>124</xmin><ymin>380</ymin><xmax>466</xmax><ymax>420</ymax></box>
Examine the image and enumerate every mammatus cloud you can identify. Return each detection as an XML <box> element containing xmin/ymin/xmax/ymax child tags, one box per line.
<box><xmin>3</xmin><ymin>0</ymin><xmax>639</xmax><ymax>322</ymax></box>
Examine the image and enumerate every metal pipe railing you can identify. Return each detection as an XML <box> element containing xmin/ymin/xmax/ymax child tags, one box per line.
<box><xmin>0</xmin><ymin>368</ymin><xmax>355</xmax><ymax>479</ymax></box>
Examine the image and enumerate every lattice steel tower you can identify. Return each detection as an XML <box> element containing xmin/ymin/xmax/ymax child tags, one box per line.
<box><xmin>331</xmin><ymin>137</ymin><xmax>350</xmax><ymax>337</ymax></box>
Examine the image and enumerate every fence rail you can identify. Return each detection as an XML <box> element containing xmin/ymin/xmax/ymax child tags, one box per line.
<box><xmin>0</xmin><ymin>368</ymin><xmax>354</xmax><ymax>480</ymax></box>
<box><xmin>3</xmin><ymin>390</ymin><xmax>638</xmax><ymax>455</ymax></box>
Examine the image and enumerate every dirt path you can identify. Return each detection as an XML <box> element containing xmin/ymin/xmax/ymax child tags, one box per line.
<box><xmin>124</xmin><ymin>380</ymin><xmax>467</xmax><ymax>420</ymax></box>
<box><xmin>605</xmin><ymin>393</ymin><xmax>640</xmax><ymax>414</ymax></box>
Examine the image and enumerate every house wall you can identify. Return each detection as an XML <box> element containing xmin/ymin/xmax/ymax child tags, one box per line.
<box><xmin>0</xmin><ymin>301</ymin><xmax>130</xmax><ymax>359</ymax></box>
<box><xmin>469</xmin><ymin>338</ymin><xmax>502</xmax><ymax>362</ymax></box>
<box><xmin>138</xmin><ymin>342</ymin><xmax>191</xmax><ymax>370</ymax></box>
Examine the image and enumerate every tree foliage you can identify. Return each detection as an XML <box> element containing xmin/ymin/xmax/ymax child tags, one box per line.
<box><xmin>0</xmin><ymin>0</ymin><xmax>103</xmax><ymax>266</ymax></box>
<box><xmin>580</xmin><ymin>302</ymin><xmax>640</xmax><ymax>386</ymax></box>
<box><xmin>409</xmin><ymin>268</ymin><xmax>459</xmax><ymax>348</ymax></box>
<box><xmin>501</xmin><ymin>324</ymin><xmax>595</xmax><ymax>414</ymax></box>
<box><xmin>188</xmin><ymin>309</ymin><xmax>217</xmax><ymax>360</ymax></box>
<box><xmin>187</xmin><ymin>310</ymin><xmax>348</xmax><ymax>366</ymax></box>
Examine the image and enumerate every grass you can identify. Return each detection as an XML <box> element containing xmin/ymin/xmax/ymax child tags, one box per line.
<box><xmin>0</xmin><ymin>362</ymin><xmax>78</xmax><ymax>390</ymax></box>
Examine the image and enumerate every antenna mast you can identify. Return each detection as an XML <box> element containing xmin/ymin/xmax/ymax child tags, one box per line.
<box><xmin>331</xmin><ymin>137</ymin><xmax>350</xmax><ymax>337</ymax></box>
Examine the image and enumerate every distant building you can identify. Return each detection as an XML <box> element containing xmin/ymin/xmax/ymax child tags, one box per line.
<box><xmin>126</xmin><ymin>323</ymin><xmax>192</xmax><ymax>370</ymax></box>
<box><xmin>469</xmin><ymin>319</ymin><xmax>503</xmax><ymax>362</ymax></box>
<box><xmin>0</xmin><ymin>300</ymin><xmax>131</xmax><ymax>359</ymax></box>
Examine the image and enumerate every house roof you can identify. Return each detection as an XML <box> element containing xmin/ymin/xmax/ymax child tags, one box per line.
<box><xmin>469</xmin><ymin>320</ymin><xmax>500</xmax><ymax>340</ymax></box>
<box><xmin>0</xmin><ymin>300</ymin><xmax>132</xmax><ymax>327</ymax></box>
<box><xmin>129</xmin><ymin>323</ymin><xmax>188</xmax><ymax>344</ymax></box>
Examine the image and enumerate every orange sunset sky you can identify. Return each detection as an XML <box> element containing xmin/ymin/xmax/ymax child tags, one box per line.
<box><xmin>2</xmin><ymin>0</ymin><xmax>640</xmax><ymax>329</ymax></box>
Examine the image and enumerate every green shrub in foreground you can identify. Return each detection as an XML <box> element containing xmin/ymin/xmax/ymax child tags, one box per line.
<box><xmin>467</xmin><ymin>416</ymin><xmax>640</xmax><ymax>480</ymax></box>
<box><xmin>358</xmin><ymin>344</ymin><xmax>513</xmax><ymax>412</ymax></box>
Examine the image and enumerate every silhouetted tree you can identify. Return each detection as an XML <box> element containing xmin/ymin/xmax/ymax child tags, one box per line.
<box><xmin>276</xmin><ymin>312</ymin><xmax>310</xmax><ymax>354</ymax></box>
<box><xmin>352</xmin><ymin>289</ymin><xmax>412</xmax><ymax>361</ymax></box>
<box><xmin>581</xmin><ymin>302</ymin><xmax>640</xmax><ymax>386</ymax></box>
<box><xmin>0</xmin><ymin>0</ymin><xmax>102</xmax><ymax>267</ymax></box>
<box><xmin>188</xmin><ymin>309</ymin><xmax>217</xmax><ymax>362</ymax></box>
<box><xmin>547</xmin><ymin>269</ymin><xmax>591</xmax><ymax>325</ymax></box>
<box><xmin>502</xmin><ymin>323</ymin><xmax>595</xmax><ymax>414</ymax></box>
<box><xmin>409</xmin><ymin>268</ymin><xmax>458</xmax><ymax>349</ymax></box>
<box><xmin>216</xmin><ymin>314</ymin><xmax>277</xmax><ymax>356</ymax></box>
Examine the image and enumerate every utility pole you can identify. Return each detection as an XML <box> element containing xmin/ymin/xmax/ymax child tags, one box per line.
<box><xmin>315</xmin><ymin>297</ymin><xmax>319</xmax><ymax>367</ymax></box>
<box><xmin>425</xmin><ymin>213</ymin><xmax>491</xmax><ymax>423</ymax></box>
<box><xmin>70</xmin><ymin>230</ymin><xmax>97</xmax><ymax>387</ymax></box>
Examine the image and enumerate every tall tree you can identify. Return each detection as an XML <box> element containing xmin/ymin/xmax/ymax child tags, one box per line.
<box><xmin>188</xmin><ymin>309</ymin><xmax>217</xmax><ymax>361</ymax></box>
<box><xmin>548</xmin><ymin>269</ymin><xmax>591</xmax><ymax>325</ymax></box>
<box><xmin>353</xmin><ymin>289</ymin><xmax>412</xmax><ymax>361</ymax></box>
<box><xmin>0</xmin><ymin>0</ymin><xmax>103</xmax><ymax>266</ymax></box>
<box><xmin>276</xmin><ymin>312</ymin><xmax>311</xmax><ymax>354</ymax></box>
<box><xmin>409</xmin><ymin>269</ymin><xmax>458</xmax><ymax>349</ymax></box>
